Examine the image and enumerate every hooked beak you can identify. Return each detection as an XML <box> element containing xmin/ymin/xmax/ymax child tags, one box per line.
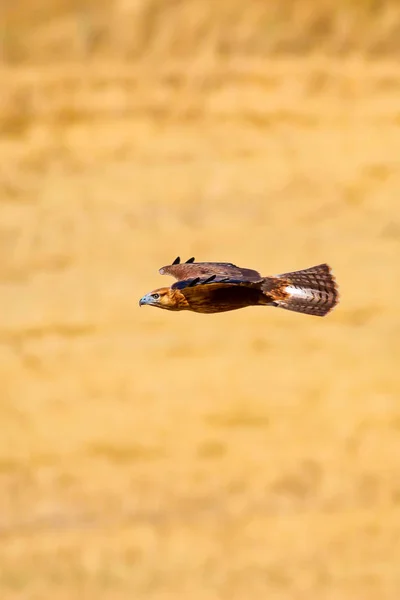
<box><xmin>139</xmin><ymin>294</ymin><xmax>152</xmax><ymax>307</ymax></box>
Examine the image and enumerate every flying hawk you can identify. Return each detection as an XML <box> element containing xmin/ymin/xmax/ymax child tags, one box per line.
<box><xmin>139</xmin><ymin>257</ymin><xmax>339</xmax><ymax>317</ymax></box>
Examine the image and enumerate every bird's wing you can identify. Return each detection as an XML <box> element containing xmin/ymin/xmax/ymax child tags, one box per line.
<box><xmin>159</xmin><ymin>257</ymin><xmax>262</xmax><ymax>282</ymax></box>
<box><xmin>171</xmin><ymin>275</ymin><xmax>260</xmax><ymax>289</ymax></box>
<box><xmin>172</xmin><ymin>275</ymin><xmax>266</xmax><ymax>297</ymax></box>
<box><xmin>170</xmin><ymin>275</ymin><xmax>267</xmax><ymax>312</ymax></box>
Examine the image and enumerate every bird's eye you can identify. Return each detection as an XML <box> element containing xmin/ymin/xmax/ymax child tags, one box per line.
<box><xmin>152</xmin><ymin>293</ymin><xmax>160</xmax><ymax>300</ymax></box>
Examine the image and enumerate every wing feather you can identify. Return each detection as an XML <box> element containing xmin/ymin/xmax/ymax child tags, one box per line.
<box><xmin>171</xmin><ymin>275</ymin><xmax>267</xmax><ymax>313</ymax></box>
<box><xmin>171</xmin><ymin>275</ymin><xmax>261</xmax><ymax>290</ymax></box>
<box><xmin>160</xmin><ymin>260</ymin><xmax>262</xmax><ymax>282</ymax></box>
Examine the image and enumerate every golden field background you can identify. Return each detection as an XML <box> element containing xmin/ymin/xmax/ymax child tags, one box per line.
<box><xmin>3</xmin><ymin>0</ymin><xmax>400</xmax><ymax>62</ymax></box>
<box><xmin>1</xmin><ymin>2</ymin><xmax>400</xmax><ymax>599</ymax></box>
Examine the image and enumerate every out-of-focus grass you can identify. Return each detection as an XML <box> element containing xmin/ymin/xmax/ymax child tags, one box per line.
<box><xmin>3</xmin><ymin>0</ymin><xmax>400</xmax><ymax>63</ymax></box>
<box><xmin>0</xmin><ymin>57</ymin><xmax>400</xmax><ymax>599</ymax></box>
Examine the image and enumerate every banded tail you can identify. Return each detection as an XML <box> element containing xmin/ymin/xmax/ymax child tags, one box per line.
<box><xmin>264</xmin><ymin>263</ymin><xmax>339</xmax><ymax>317</ymax></box>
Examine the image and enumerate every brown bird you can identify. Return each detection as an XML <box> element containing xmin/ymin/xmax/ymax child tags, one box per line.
<box><xmin>139</xmin><ymin>257</ymin><xmax>339</xmax><ymax>317</ymax></box>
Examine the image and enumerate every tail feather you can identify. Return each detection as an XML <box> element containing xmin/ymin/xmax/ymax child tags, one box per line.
<box><xmin>262</xmin><ymin>263</ymin><xmax>339</xmax><ymax>317</ymax></box>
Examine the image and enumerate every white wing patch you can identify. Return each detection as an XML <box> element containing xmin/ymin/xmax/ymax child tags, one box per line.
<box><xmin>284</xmin><ymin>285</ymin><xmax>314</xmax><ymax>300</ymax></box>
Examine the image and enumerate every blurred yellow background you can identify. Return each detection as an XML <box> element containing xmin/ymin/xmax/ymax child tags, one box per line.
<box><xmin>1</xmin><ymin>1</ymin><xmax>400</xmax><ymax>599</ymax></box>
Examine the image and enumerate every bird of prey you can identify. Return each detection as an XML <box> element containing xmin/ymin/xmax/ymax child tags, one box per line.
<box><xmin>139</xmin><ymin>257</ymin><xmax>339</xmax><ymax>317</ymax></box>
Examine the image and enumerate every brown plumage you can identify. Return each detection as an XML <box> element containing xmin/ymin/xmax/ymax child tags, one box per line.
<box><xmin>139</xmin><ymin>257</ymin><xmax>339</xmax><ymax>317</ymax></box>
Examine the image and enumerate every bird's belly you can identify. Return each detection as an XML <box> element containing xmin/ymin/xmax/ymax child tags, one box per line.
<box><xmin>188</xmin><ymin>303</ymin><xmax>249</xmax><ymax>314</ymax></box>
<box><xmin>187</xmin><ymin>287</ymin><xmax>266</xmax><ymax>314</ymax></box>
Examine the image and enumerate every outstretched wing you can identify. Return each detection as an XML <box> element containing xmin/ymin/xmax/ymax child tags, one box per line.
<box><xmin>160</xmin><ymin>257</ymin><xmax>262</xmax><ymax>282</ymax></box>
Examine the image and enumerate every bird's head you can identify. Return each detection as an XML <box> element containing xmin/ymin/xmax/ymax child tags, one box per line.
<box><xmin>139</xmin><ymin>287</ymin><xmax>183</xmax><ymax>310</ymax></box>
